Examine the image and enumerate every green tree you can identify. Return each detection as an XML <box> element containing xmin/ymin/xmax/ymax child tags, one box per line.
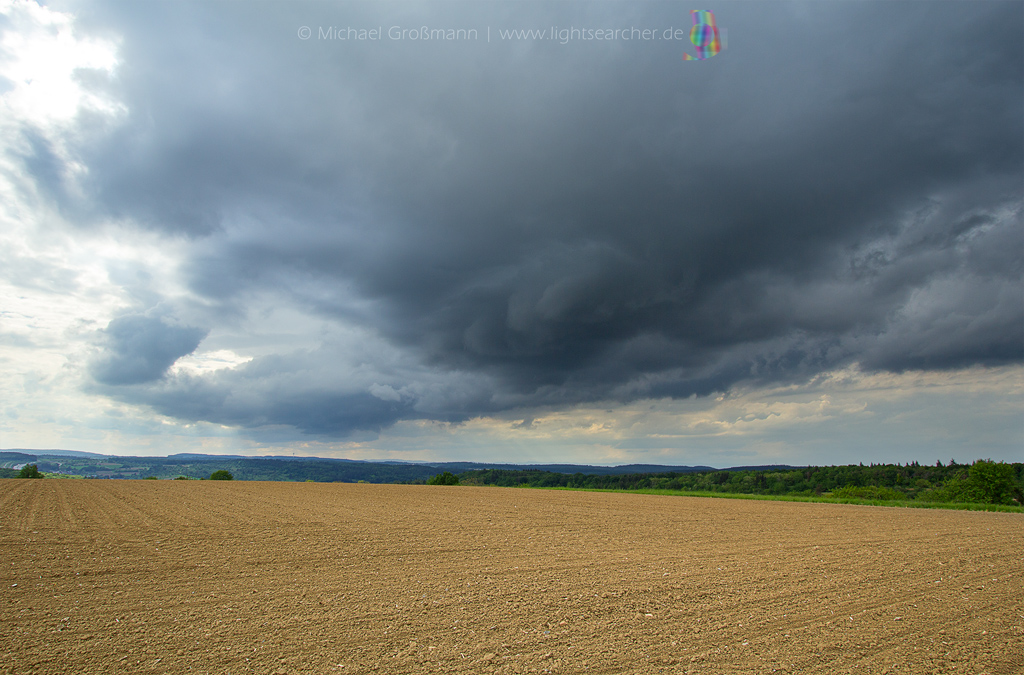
<box><xmin>18</xmin><ymin>464</ymin><xmax>43</xmax><ymax>479</ymax></box>
<box><xmin>209</xmin><ymin>470</ymin><xmax>234</xmax><ymax>481</ymax></box>
<box><xmin>962</xmin><ymin>460</ymin><xmax>1020</xmax><ymax>505</ymax></box>
<box><xmin>426</xmin><ymin>471</ymin><xmax>460</xmax><ymax>486</ymax></box>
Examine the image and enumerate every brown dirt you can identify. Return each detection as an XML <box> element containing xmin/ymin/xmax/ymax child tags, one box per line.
<box><xmin>1</xmin><ymin>480</ymin><xmax>1021</xmax><ymax>675</ymax></box>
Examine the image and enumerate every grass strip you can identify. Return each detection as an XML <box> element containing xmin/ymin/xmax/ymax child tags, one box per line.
<box><xmin>528</xmin><ymin>486</ymin><xmax>1024</xmax><ymax>513</ymax></box>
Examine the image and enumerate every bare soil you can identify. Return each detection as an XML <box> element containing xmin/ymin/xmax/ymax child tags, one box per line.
<box><xmin>1</xmin><ymin>480</ymin><xmax>1021</xmax><ymax>674</ymax></box>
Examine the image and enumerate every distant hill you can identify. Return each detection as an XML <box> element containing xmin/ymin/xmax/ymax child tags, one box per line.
<box><xmin>170</xmin><ymin>454</ymin><xmax>411</xmax><ymax>463</ymax></box>
<box><xmin>8</xmin><ymin>449</ymin><xmax>107</xmax><ymax>458</ymax></box>
<box><xmin>2</xmin><ymin>448</ymin><xmax>801</xmax><ymax>482</ymax></box>
<box><xmin>0</xmin><ymin>451</ymin><xmax>38</xmax><ymax>464</ymax></box>
<box><xmin>430</xmin><ymin>462</ymin><xmax>718</xmax><ymax>475</ymax></box>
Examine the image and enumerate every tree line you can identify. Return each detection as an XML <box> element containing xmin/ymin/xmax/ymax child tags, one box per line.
<box><xmin>453</xmin><ymin>460</ymin><xmax>1023</xmax><ymax>506</ymax></box>
<box><xmin>5</xmin><ymin>452</ymin><xmax>1021</xmax><ymax>507</ymax></box>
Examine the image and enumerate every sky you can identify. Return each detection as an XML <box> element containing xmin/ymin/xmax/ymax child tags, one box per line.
<box><xmin>0</xmin><ymin>0</ymin><xmax>1021</xmax><ymax>467</ymax></box>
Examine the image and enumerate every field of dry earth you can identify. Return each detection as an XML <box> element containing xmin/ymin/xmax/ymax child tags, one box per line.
<box><xmin>1</xmin><ymin>480</ymin><xmax>1021</xmax><ymax>674</ymax></box>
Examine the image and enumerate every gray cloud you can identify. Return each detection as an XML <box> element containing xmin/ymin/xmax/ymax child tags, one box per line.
<box><xmin>32</xmin><ymin>1</ymin><xmax>1024</xmax><ymax>436</ymax></box>
<box><xmin>90</xmin><ymin>315</ymin><xmax>207</xmax><ymax>385</ymax></box>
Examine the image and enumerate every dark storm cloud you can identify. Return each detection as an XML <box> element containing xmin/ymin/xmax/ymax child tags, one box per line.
<box><xmin>136</xmin><ymin>376</ymin><xmax>417</xmax><ymax>435</ymax></box>
<box><xmin>47</xmin><ymin>1</ymin><xmax>1023</xmax><ymax>435</ymax></box>
<box><xmin>96</xmin><ymin>342</ymin><xmax>491</xmax><ymax>436</ymax></box>
<box><xmin>90</xmin><ymin>315</ymin><xmax>207</xmax><ymax>385</ymax></box>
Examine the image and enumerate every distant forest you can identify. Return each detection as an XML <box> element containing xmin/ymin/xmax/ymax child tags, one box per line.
<box><xmin>451</xmin><ymin>461</ymin><xmax>1024</xmax><ymax>506</ymax></box>
<box><xmin>1</xmin><ymin>451</ymin><xmax>1020</xmax><ymax>507</ymax></box>
<box><xmin>0</xmin><ymin>453</ymin><xmax>441</xmax><ymax>483</ymax></box>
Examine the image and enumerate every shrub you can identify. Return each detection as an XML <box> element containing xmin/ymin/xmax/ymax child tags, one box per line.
<box><xmin>830</xmin><ymin>486</ymin><xmax>904</xmax><ymax>501</ymax></box>
<box><xmin>18</xmin><ymin>464</ymin><xmax>43</xmax><ymax>479</ymax></box>
<box><xmin>918</xmin><ymin>461</ymin><xmax>1022</xmax><ymax>505</ymax></box>
<box><xmin>173</xmin><ymin>476</ymin><xmax>190</xmax><ymax>480</ymax></box>
<box><xmin>144</xmin><ymin>476</ymin><xmax>158</xmax><ymax>480</ymax></box>
<box><xmin>943</xmin><ymin>461</ymin><xmax>1021</xmax><ymax>505</ymax></box>
<box><xmin>426</xmin><ymin>471</ymin><xmax>460</xmax><ymax>486</ymax></box>
<box><xmin>209</xmin><ymin>470</ymin><xmax>234</xmax><ymax>481</ymax></box>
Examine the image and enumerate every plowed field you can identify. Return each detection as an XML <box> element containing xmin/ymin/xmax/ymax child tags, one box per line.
<box><xmin>1</xmin><ymin>480</ymin><xmax>1021</xmax><ymax>674</ymax></box>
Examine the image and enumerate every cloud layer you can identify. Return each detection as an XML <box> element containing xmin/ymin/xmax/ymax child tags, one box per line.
<box><xmin>90</xmin><ymin>315</ymin><xmax>206</xmax><ymax>385</ymax></box>
<box><xmin>4</xmin><ymin>1</ymin><xmax>1022</xmax><ymax>446</ymax></box>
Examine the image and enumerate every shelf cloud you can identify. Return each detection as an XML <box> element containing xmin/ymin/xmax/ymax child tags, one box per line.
<box><xmin>2</xmin><ymin>0</ymin><xmax>1021</xmax><ymax>461</ymax></box>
